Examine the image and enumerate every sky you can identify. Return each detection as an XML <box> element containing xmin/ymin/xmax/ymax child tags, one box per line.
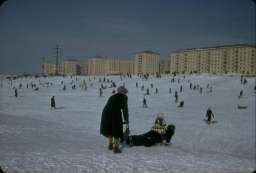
<box><xmin>0</xmin><ymin>0</ymin><xmax>255</xmax><ymax>74</ymax></box>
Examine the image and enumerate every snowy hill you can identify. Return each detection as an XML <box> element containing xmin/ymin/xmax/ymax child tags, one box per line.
<box><xmin>0</xmin><ymin>74</ymin><xmax>255</xmax><ymax>173</ymax></box>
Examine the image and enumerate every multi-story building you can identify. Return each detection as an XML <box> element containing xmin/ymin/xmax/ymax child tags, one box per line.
<box><xmin>160</xmin><ymin>57</ymin><xmax>171</xmax><ymax>74</ymax></box>
<box><xmin>81</xmin><ymin>60</ymin><xmax>88</xmax><ymax>75</ymax></box>
<box><xmin>87</xmin><ymin>57</ymin><xmax>134</xmax><ymax>75</ymax></box>
<box><xmin>134</xmin><ymin>50</ymin><xmax>160</xmax><ymax>75</ymax></box>
<box><xmin>119</xmin><ymin>59</ymin><xmax>134</xmax><ymax>75</ymax></box>
<box><xmin>169</xmin><ymin>44</ymin><xmax>256</xmax><ymax>75</ymax></box>
<box><xmin>88</xmin><ymin>56</ymin><xmax>106</xmax><ymax>75</ymax></box>
<box><xmin>63</xmin><ymin>59</ymin><xmax>81</xmax><ymax>75</ymax></box>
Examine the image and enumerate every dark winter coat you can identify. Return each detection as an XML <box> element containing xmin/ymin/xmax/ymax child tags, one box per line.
<box><xmin>100</xmin><ymin>93</ymin><xmax>129</xmax><ymax>138</ymax></box>
<box><xmin>128</xmin><ymin>125</ymin><xmax>175</xmax><ymax>147</ymax></box>
<box><xmin>51</xmin><ymin>97</ymin><xmax>55</xmax><ymax>108</ymax></box>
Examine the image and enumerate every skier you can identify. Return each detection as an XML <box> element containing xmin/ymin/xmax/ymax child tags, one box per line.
<box><xmin>180</xmin><ymin>85</ymin><xmax>182</xmax><ymax>92</ymax></box>
<box><xmin>100</xmin><ymin>86</ymin><xmax>129</xmax><ymax>154</ymax></box>
<box><xmin>126</xmin><ymin>113</ymin><xmax>175</xmax><ymax>147</ymax></box>
<box><xmin>169</xmin><ymin>87</ymin><xmax>172</xmax><ymax>94</ymax></box>
<box><xmin>155</xmin><ymin>88</ymin><xmax>158</xmax><ymax>94</ymax></box>
<box><xmin>51</xmin><ymin>96</ymin><xmax>56</xmax><ymax>109</ymax></box>
<box><xmin>205</xmin><ymin>107</ymin><xmax>214</xmax><ymax>123</ymax></box>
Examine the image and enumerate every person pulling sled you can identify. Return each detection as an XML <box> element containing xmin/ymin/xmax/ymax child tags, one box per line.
<box><xmin>100</xmin><ymin>86</ymin><xmax>129</xmax><ymax>154</ymax></box>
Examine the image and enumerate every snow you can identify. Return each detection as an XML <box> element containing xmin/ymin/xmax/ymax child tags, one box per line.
<box><xmin>0</xmin><ymin>74</ymin><xmax>255</xmax><ymax>173</ymax></box>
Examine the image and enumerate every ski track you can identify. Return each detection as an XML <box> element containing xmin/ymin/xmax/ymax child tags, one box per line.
<box><xmin>0</xmin><ymin>74</ymin><xmax>255</xmax><ymax>173</ymax></box>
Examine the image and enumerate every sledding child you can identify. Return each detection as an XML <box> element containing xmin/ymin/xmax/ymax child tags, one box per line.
<box><xmin>126</xmin><ymin>112</ymin><xmax>175</xmax><ymax>147</ymax></box>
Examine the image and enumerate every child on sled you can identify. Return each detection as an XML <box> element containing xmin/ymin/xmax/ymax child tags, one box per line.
<box><xmin>125</xmin><ymin>112</ymin><xmax>175</xmax><ymax>147</ymax></box>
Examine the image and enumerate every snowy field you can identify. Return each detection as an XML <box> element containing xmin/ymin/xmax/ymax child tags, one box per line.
<box><xmin>0</xmin><ymin>74</ymin><xmax>255</xmax><ymax>173</ymax></box>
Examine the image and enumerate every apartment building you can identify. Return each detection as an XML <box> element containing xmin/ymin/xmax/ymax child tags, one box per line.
<box><xmin>160</xmin><ymin>57</ymin><xmax>171</xmax><ymax>74</ymax></box>
<box><xmin>88</xmin><ymin>56</ymin><xmax>106</xmax><ymax>75</ymax></box>
<box><xmin>87</xmin><ymin>57</ymin><xmax>134</xmax><ymax>75</ymax></box>
<box><xmin>134</xmin><ymin>50</ymin><xmax>160</xmax><ymax>75</ymax></box>
<box><xmin>169</xmin><ymin>44</ymin><xmax>256</xmax><ymax>75</ymax></box>
<box><xmin>63</xmin><ymin>59</ymin><xmax>81</xmax><ymax>75</ymax></box>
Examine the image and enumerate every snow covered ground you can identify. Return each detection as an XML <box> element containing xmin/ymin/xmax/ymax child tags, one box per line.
<box><xmin>0</xmin><ymin>74</ymin><xmax>255</xmax><ymax>173</ymax></box>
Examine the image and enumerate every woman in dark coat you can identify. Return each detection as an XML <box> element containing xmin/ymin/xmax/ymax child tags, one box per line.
<box><xmin>100</xmin><ymin>86</ymin><xmax>129</xmax><ymax>153</ymax></box>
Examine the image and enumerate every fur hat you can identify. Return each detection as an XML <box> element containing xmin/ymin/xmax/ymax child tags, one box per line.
<box><xmin>156</xmin><ymin>112</ymin><xmax>165</xmax><ymax>119</ymax></box>
<box><xmin>117</xmin><ymin>86</ymin><xmax>128</xmax><ymax>94</ymax></box>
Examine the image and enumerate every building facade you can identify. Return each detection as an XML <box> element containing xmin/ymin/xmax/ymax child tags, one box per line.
<box><xmin>134</xmin><ymin>50</ymin><xmax>160</xmax><ymax>75</ymax></box>
<box><xmin>169</xmin><ymin>44</ymin><xmax>256</xmax><ymax>75</ymax></box>
<box><xmin>87</xmin><ymin>57</ymin><xmax>134</xmax><ymax>75</ymax></box>
<box><xmin>63</xmin><ymin>59</ymin><xmax>81</xmax><ymax>75</ymax></box>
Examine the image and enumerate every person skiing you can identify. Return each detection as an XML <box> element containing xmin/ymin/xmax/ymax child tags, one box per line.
<box><xmin>126</xmin><ymin>112</ymin><xmax>175</xmax><ymax>147</ymax></box>
<box><xmin>100</xmin><ymin>86</ymin><xmax>129</xmax><ymax>154</ymax></box>
<box><xmin>205</xmin><ymin>107</ymin><xmax>214</xmax><ymax>122</ymax></box>
<box><xmin>51</xmin><ymin>96</ymin><xmax>56</xmax><ymax>109</ymax></box>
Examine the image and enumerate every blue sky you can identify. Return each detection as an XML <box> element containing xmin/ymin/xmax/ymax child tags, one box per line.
<box><xmin>0</xmin><ymin>0</ymin><xmax>255</xmax><ymax>74</ymax></box>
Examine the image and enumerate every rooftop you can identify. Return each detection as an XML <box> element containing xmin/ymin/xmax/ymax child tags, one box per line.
<box><xmin>171</xmin><ymin>44</ymin><xmax>256</xmax><ymax>54</ymax></box>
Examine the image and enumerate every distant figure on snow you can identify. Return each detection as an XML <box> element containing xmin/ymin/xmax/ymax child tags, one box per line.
<box><xmin>178</xmin><ymin>101</ymin><xmax>184</xmax><ymax>108</ymax></box>
<box><xmin>100</xmin><ymin>86</ymin><xmax>129</xmax><ymax>154</ymax></box>
<box><xmin>205</xmin><ymin>107</ymin><xmax>214</xmax><ymax>122</ymax></box>
<box><xmin>143</xmin><ymin>97</ymin><xmax>148</xmax><ymax>108</ymax></box>
<box><xmin>99</xmin><ymin>88</ymin><xmax>103</xmax><ymax>96</ymax></box>
<box><xmin>174</xmin><ymin>91</ymin><xmax>178</xmax><ymax>102</ymax></box>
<box><xmin>126</xmin><ymin>112</ymin><xmax>175</xmax><ymax>147</ymax></box>
<box><xmin>14</xmin><ymin>87</ymin><xmax>18</xmax><ymax>97</ymax></box>
<box><xmin>51</xmin><ymin>96</ymin><xmax>56</xmax><ymax>109</ymax></box>
<box><xmin>238</xmin><ymin>90</ymin><xmax>243</xmax><ymax>98</ymax></box>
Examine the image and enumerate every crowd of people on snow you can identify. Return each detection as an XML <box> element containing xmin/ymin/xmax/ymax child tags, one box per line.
<box><xmin>3</xmin><ymin>73</ymin><xmax>254</xmax><ymax>155</ymax></box>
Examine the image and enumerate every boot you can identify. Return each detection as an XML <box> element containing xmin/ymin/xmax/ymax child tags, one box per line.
<box><xmin>113</xmin><ymin>146</ymin><xmax>122</xmax><ymax>154</ymax></box>
<box><xmin>108</xmin><ymin>143</ymin><xmax>113</xmax><ymax>150</ymax></box>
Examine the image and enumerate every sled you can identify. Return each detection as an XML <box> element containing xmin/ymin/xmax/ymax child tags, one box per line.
<box><xmin>237</xmin><ymin>105</ymin><xmax>247</xmax><ymax>109</ymax></box>
<box><xmin>203</xmin><ymin>119</ymin><xmax>217</xmax><ymax>124</ymax></box>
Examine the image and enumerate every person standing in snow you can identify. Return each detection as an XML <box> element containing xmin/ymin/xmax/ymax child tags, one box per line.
<box><xmin>205</xmin><ymin>107</ymin><xmax>214</xmax><ymax>122</ymax></box>
<box><xmin>51</xmin><ymin>96</ymin><xmax>56</xmax><ymax>109</ymax></box>
<box><xmin>143</xmin><ymin>97</ymin><xmax>148</xmax><ymax>108</ymax></box>
<box><xmin>100</xmin><ymin>86</ymin><xmax>129</xmax><ymax>154</ymax></box>
<box><xmin>14</xmin><ymin>87</ymin><xmax>18</xmax><ymax>97</ymax></box>
<box><xmin>174</xmin><ymin>91</ymin><xmax>178</xmax><ymax>102</ymax></box>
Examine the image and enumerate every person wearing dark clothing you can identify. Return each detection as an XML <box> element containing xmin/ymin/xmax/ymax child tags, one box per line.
<box><xmin>14</xmin><ymin>88</ymin><xmax>18</xmax><ymax>97</ymax></box>
<box><xmin>126</xmin><ymin>113</ymin><xmax>175</xmax><ymax>147</ymax></box>
<box><xmin>174</xmin><ymin>91</ymin><xmax>178</xmax><ymax>102</ymax></box>
<box><xmin>51</xmin><ymin>96</ymin><xmax>56</xmax><ymax>109</ymax></box>
<box><xmin>206</xmin><ymin>108</ymin><xmax>214</xmax><ymax>122</ymax></box>
<box><xmin>239</xmin><ymin>90</ymin><xmax>243</xmax><ymax>98</ymax></box>
<box><xmin>126</xmin><ymin>125</ymin><xmax>175</xmax><ymax>147</ymax></box>
<box><xmin>178</xmin><ymin>101</ymin><xmax>184</xmax><ymax>108</ymax></box>
<box><xmin>100</xmin><ymin>86</ymin><xmax>129</xmax><ymax>154</ymax></box>
<box><xmin>0</xmin><ymin>166</ymin><xmax>5</xmax><ymax>173</ymax></box>
<box><xmin>143</xmin><ymin>97</ymin><xmax>148</xmax><ymax>108</ymax></box>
